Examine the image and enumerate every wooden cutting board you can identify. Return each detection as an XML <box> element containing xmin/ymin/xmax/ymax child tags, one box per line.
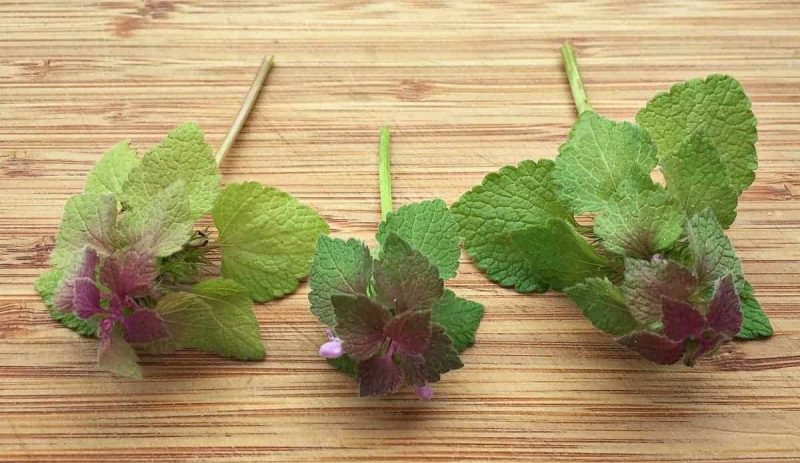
<box><xmin>1</xmin><ymin>1</ymin><xmax>798</xmax><ymax>461</ymax></box>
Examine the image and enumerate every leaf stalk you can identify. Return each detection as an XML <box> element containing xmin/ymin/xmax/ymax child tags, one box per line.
<box><xmin>378</xmin><ymin>127</ymin><xmax>393</xmax><ymax>220</ymax></box>
<box><xmin>561</xmin><ymin>43</ymin><xmax>592</xmax><ymax>115</ymax></box>
<box><xmin>215</xmin><ymin>55</ymin><xmax>275</xmax><ymax>166</ymax></box>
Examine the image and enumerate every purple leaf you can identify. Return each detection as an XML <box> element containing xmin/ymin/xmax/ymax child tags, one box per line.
<box><xmin>661</xmin><ymin>297</ymin><xmax>706</xmax><ymax>341</ymax></box>
<box><xmin>617</xmin><ymin>331</ymin><xmax>685</xmax><ymax>365</ymax></box>
<box><xmin>384</xmin><ymin>310</ymin><xmax>432</xmax><ymax>356</ymax></box>
<box><xmin>706</xmin><ymin>275</ymin><xmax>742</xmax><ymax>338</ymax></box>
<box><xmin>332</xmin><ymin>295</ymin><xmax>391</xmax><ymax>360</ymax></box>
<box><xmin>54</xmin><ymin>247</ymin><xmax>100</xmax><ymax>314</ymax></box>
<box><xmin>624</xmin><ymin>258</ymin><xmax>697</xmax><ymax>324</ymax></box>
<box><xmin>72</xmin><ymin>277</ymin><xmax>103</xmax><ymax>319</ymax></box>
<box><xmin>373</xmin><ymin>233</ymin><xmax>444</xmax><ymax>313</ymax></box>
<box><xmin>396</xmin><ymin>353</ymin><xmax>428</xmax><ymax>387</ymax></box>
<box><xmin>357</xmin><ymin>353</ymin><xmax>402</xmax><ymax>397</ymax></box>
<box><xmin>100</xmin><ymin>250</ymin><xmax>157</xmax><ymax>299</ymax></box>
<box><xmin>122</xmin><ymin>307</ymin><xmax>169</xmax><ymax>344</ymax></box>
<box><xmin>422</xmin><ymin>324</ymin><xmax>463</xmax><ymax>383</ymax></box>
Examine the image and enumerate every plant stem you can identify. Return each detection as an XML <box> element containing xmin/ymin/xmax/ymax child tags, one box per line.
<box><xmin>561</xmin><ymin>43</ymin><xmax>592</xmax><ymax>115</ymax></box>
<box><xmin>378</xmin><ymin>127</ymin><xmax>393</xmax><ymax>220</ymax></box>
<box><xmin>215</xmin><ymin>55</ymin><xmax>275</xmax><ymax>166</ymax></box>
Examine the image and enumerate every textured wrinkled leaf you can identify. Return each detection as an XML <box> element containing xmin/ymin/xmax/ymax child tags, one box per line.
<box><xmin>214</xmin><ymin>181</ymin><xmax>329</xmax><ymax>302</ymax></box>
<box><xmin>736</xmin><ymin>282</ymin><xmax>773</xmax><ymax>339</ymax></box>
<box><xmin>685</xmin><ymin>211</ymin><xmax>743</xmax><ymax>289</ymax></box>
<box><xmin>594</xmin><ymin>185</ymin><xmax>684</xmax><ymax>258</ymax></box>
<box><xmin>35</xmin><ymin>268</ymin><xmax>98</xmax><ymax>337</ymax></box>
<box><xmin>151</xmin><ymin>279</ymin><xmax>265</xmax><ymax>360</ymax></box>
<box><xmin>373</xmin><ymin>233</ymin><xmax>444</xmax><ymax>313</ymax></box>
<box><xmin>431</xmin><ymin>290</ymin><xmax>484</xmax><ymax>352</ymax></box>
<box><xmin>54</xmin><ymin>247</ymin><xmax>100</xmax><ymax>315</ymax></box>
<box><xmin>115</xmin><ymin>181</ymin><xmax>194</xmax><ymax>257</ymax></box>
<box><xmin>51</xmin><ymin>193</ymin><xmax>118</xmax><ymax>269</ymax></box>
<box><xmin>85</xmin><ymin>141</ymin><xmax>140</xmax><ymax>196</ymax></box>
<box><xmin>376</xmin><ymin>199</ymin><xmax>461</xmax><ymax>280</ymax></box>
<box><xmin>617</xmin><ymin>331</ymin><xmax>684</xmax><ymax>365</ymax></box>
<box><xmin>452</xmin><ymin>159</ymin><xmax>573</xmax><ymax>292</ymax></box>
<box><xmin>565</xmin><ymin>278</ymin><xmax>640</xmax><ymax>336</ymax></box>
<box><xmin>423</xmin><ymin>324</ymin><xmax>463</xmax><ymax>383</ymax></box>
<box><xmin>122</xmin><ymin>308</ymin><xmax>169</xmax><ymax>345</ymax></box>
<box><xmin>100</xmin><ymin>250</ymin><xmax>157</xmax><ymax>299</ymax></box>
<box><xmin>622</xmin><ymin>258</ymin><xmax>697</xmax><ymax>325</ymax></box>
<box><xmin>71</xmin><ymin>277</ymin><xmax>103</xmax><ymax>319</ymax></box>
<box><xmin>661</xmin><ymin>297</ymin><xmax>706</xmax><ymax>341</ymax></box>
<box><xmin>332</xmin><ymin>295</ymin><xmax>391</xmax><ymax>361</ymax></box>
<box><xmin>122</xmin><ymin>122</ymin><xmax>220</xmax><ymax>220</ymax></box>
<box><xmin>358</xmin><ymin>354</ymin><xmax>402</xmax><ymax>397</ymax></box>
<box><xmin>637</xmin><ymin>74</ymin><xmax>757</xmax><ymax>195</ymax></box>
<box><xmin>97</xmin><ymin>327</ymin><xmax>142</xmax><ymax>379</ymax></box>
<box><xmin>661</xmin><ymin>129</ymin><xmax>738</xmax><ymax>228</ymax></box>
<box><xmin>509</xmin><ymin>219</ymin><xmax>610</xmax><ymax>291</ymax></box>
<box><xmin>706</xmin><ymin>275</ymin><xmax>742</xmax><ymax>338</ymax></box>
<box><xmin>308</xmin><ymin>237</ymin><xmax>372</xmax><ymax>326</ymax></box>
<box><xmin>553</xmin><ymin>111</ymin><xmax>658</xmax><ymax>213</ymax></box>
<box><xmin>384</xmin><ymin>310</ymin><xmax>431</xmax><ymax>356</ymax></box>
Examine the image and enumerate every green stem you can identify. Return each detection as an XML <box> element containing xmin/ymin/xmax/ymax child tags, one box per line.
<box><xmin>215</xmin><ymin>55</ymin><xmax>275</xmax><ymax>166</ymax></box>
<box><xmin>378</xmin><ymin>127</ymin><xmax>393</xmax><ymax>220</ymax></box>
<box><xmin>561</xmin><ymin>43</ymin><xmax>592</xmax><ymax>115</ymax></box>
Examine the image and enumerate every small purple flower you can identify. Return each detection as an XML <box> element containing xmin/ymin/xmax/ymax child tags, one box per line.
<box><xmin>415</xmin><ymin>384</ymin><xmax>433</xmax><ymax>401</ymax></box>
<box><xmin>319</xmin><ymin>328</ymin><xmax>344</xmax><ymax>359</ymax></box>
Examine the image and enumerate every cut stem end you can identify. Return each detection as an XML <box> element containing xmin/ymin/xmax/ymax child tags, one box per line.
<box><xmin>215</xmin><ymin>55</ymin><xmax>275</xmax><ymax>166</ymax></box>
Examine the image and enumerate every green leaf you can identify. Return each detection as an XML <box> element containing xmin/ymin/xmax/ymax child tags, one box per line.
<box><xmin>35</xmin><ymin>268</ymin><xmax>98</xmax><ymax>337</ymax></box>
<box><xmin>736</xmin><ymin>282</ymin><xmax>773</xmax><ymax>339</ymax></box>
<box><xmin>115</xmin><ymin>181</ymin><xmax>194</xmax><ymax>257</ymax></box>
<box><xmin>423</xmin><ymin>324</ymin><xmax>463</xmax><ymax>383</ymax></box>
<box><xmin>213</xmin><ymin>181</ymin><xmax>329</xmax><ymax>302</ymax></box>
<box><xmin>84</xmin><ymin>141</ymin><xmax>140</xmax><ymax>196</ymax></box>
<box><xmin>565</xmin><ymin>277</ymin><xmax>640</xmax><ymax>336</ymax></box>
<box><xmin>151</xmin><ymin>279</ymin><xmax>265</xmax><ymax>360</ymax></box>
<box><xmin>122</xmin><ymin>122</ymin><xmax>220</xmax><ymax>220</ymax></box>
<box><xmin>661</xmin><ymin>129</ymin><xmax>738</xmax><ymax>228</ymax></box>
<box><xmin>376</xmin><ymin>199</ymin><xmax>461</xmax><ymax>280</ymax></box>
<box><xmin>452</xmin><ymin>160</ymin><xmax>573</xmax><ymax>292</ymax></box>
<box><xmin>98</xmin><ymin>328</ymin><xmax>142</xmax><ymax>380</ymax></box>
<box><xmin>553</xmin><ymin>111</ymin><xmax>658</xmax><ymax>213</ymax></box>
<box><xmin>509</xmin><ymin>218</ymin><xmax>610</xmax><ymax>291</ymax></box>
<box><xmin>51</xmin><ymin>193</ymin><xmax>118</xmax><ymax>269</ymax></box>
<box><xmin>594</xmin><ymin>185</ymin><xmax>685</xmax><ymax>258</ymax></box>
<box><xmin>308</xmin><ymin>236</ymin><xmax>372</xmax><ymax>326</ymax></box>
<box><xmin>328</xmin><ymin>355</ymin><xmax>357</xmax><ymax>377</ymax></box>
<box><xmin>637</xmin><ymin>74</ymin><xmax>757</xmax><ymax>195</ymax></box>
<box><xmin>431</xmin><ymin>290</ymin><xmax>484</xmax><ymax>351</ymax></box>
<box><xmin>685</xmin><ymin>210</ymin><xmax>743</xmax><ymax>289</ymax></box>
<box><xmin>373</xmin><ymin>233</ymin><xmax>444</xmax><ymax>313</ymax></box>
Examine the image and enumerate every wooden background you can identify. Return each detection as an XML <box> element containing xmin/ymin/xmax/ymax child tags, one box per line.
<box><xmin>1</xmin><ymin>1</ymin><xmax>799</xmax><ymax>461</ymax></box>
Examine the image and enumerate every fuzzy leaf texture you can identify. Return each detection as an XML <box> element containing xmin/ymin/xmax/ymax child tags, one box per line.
<box><xmin>213</xmin><ymin>181</ymin><xmax>329</xmax><ymax>302</ymax></box>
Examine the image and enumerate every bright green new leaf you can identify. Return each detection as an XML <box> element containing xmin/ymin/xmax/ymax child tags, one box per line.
<box><xmin>509</xmin><ymin>218</ymin><xmax>610</xmax><ymax>291</ymax></box>
<box><xmin>84</xmin><ymin>141</ymin><xmax>140</xmax><ymax>196</ymax></box>
<box><xmin>452</xmin><ymin>160</ymin><xmax>574</xmax><ymax>292</ymax></box>
<box><xmin>376</xmin><ymin>199</ymin><xmax>460</xmax><ymax>280</ymax></box>
<box><xmin>594</xmin><ymin>185</ymin><xmax>685</xmax><ymax>258</ymax></box>
<box><xmin>661</xmin><ymin>129</ymin><xmax>738</xmax><ymax>228</ymax></box>
<box><xmin>122</xmin><ymin>123</ymin><xmax>220</xmax><ymax>220</ymax></box>
<box><xmin>737</xmin><ymin>282</ymin><xmax>773</xmax><ymax>339</ymax></box>
<box><xmin>431</xmin><ymin>290</ymin><xmax>484</xmax><ymax>352</ymax></box>
<box><xmin>213</xmin><ymin>181</ymin><xmax>329</xmax><ymax>302</ymax></box>
<box><xmin>50</xmin><ymin>193</ymin><xmax>118</xmax><ymax>269</ymax></box>
<box><xmin>565</xmin><ymin>277</ymin><xmax>640</xmax><ymax>336</ymax></box>
<box><xmin>553</xmin><ymin>111</ymin><xmax>658</xmax><ymax>213</ymax></box>
<box><xmin>373</xmin><ymin>233</ymin><xmax>444</xmax><ymax>313</ymax></box>
<box><xmin>308</xmin><ymin>236</ymin><xmax>372</xmax><ymax>326</ymax></box>
<box><xmin>152</xmin><ymin>279</ymin><xmax>265</xmax><ymax>360</ymax></box>
<box><xmin>115</xmin><ymin>181</ymin><xmax>194</xmax><ymax>257</ymax></box>
<box><xmin>637</xmin><ymin>74</ymin><xmax>757</xmax><ymax>195</ymax></box>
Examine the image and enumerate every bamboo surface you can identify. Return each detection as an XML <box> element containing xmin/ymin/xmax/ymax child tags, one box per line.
<box><xmin>1</xmin><ymin>1</ymin><xmax>799</xmax><ymax>462</ymax></box>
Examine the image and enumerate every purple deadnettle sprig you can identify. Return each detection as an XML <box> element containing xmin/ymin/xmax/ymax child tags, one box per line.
<box><xmin>451</xmin><ymin>43</ymin><xmax>773</xmax><ymax>366</ymax></box>
<box><xmin>308</xmin><ymin>129</ymin><xmax>484</xmax><ymax>399</ymax></box>
<box><xmin>34</xmin><ymin>57</ymin><xmax>330</xmax><ymax>378</ymax></box>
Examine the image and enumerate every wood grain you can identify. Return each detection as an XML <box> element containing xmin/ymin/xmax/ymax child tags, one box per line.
<box><xmin>1</xmin><ymin>1</ymin><xmax>799</xmax><ymax>461</ymax></box>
